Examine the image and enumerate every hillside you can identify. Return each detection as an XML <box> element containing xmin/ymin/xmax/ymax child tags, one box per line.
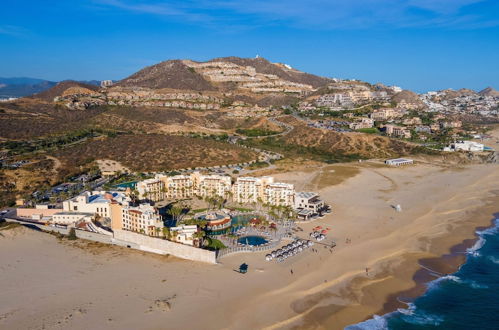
<box><xmin>479</xmin><ymin>87</ymin><xmax>499</xmax><ymax>97</ymax></box>
<box><xmin>31</xmin><ymin>80</ymin><xmax>100</xmax><ymax>101</ymax></box>
<box><xmin>210</xmin><ymin>56</ymin><xmax>332</xmax><ymax>88</ymax></box>
<box><xmin>52</xmin><ymin>134</ymin><xmax>258</xmax><ymax>176</ymax></box>
<box><xmin>392</xmin><ymin>90</ymin><xmax>426</xmax><ymax>108</ymax></box>
<box><xmin>117</xmin><ymin>60</ymin><xmax>216</xmax><ymax>91</ymax></box>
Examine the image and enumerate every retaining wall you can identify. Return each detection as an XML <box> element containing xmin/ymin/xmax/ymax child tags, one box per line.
<box><xmin>113</xmin><ymin>230</ymin><xmax>217</xmax><ymax>264</ymax></box>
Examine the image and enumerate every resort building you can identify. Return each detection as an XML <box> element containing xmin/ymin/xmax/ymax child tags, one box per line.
<box><xmin>63</xmin><ymin>191</ymin><xmax>131</xmax><ymax>219</ymax></box>
<box><xmin>137</xmin><ymin>178</ymin><xmax>164</xmax><ymax>201</ymax></box>
<box><xmin>111</xmin><ymin>203</ymin><xmax>163</xmax><ymax>236</ymax></box>
<box><xmin>349</xmin><ymin>117</ymin><xmax>374</xmax><ymax>130</ymax></box>
<box><xmin>264</xmin><ymin>182</ymin><xmax>295</xmax><ymax>207</ymax></box>
<box><xmin>191</xmin><ymin>172</ymin><xmax>232</xmax><ymax>198</ymax></box>
<box><xmin>231</xmin><ymin>176</ymin><xmax>274</xmax><ymax>204</ymax></box>
<box><xmin>370</xmin><ymin>108</ymin><xmax>397</xmax><ymax>121</ymax></box>
<box><xmin>161</xmin><ymin>174</ymin><xmax>195</xmax><ymax>199</ymax></box>
<box><xmin>383</xmin><ymin>124</ymin><xmax>412</xmax><ymax>138</ymax></box>
<box><xmin>385</xmin><ymin>158</ymin><xmax>414</xmax><ymax>166</ymax></box>
<box><xmin>170</xmin><ymin>224</ymin><xmax>200</xmax><ymax>246</ymax></box>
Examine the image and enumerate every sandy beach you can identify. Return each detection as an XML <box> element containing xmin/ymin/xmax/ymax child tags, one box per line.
<box><xmin>1</xmin><ymin>142</ymin><xmax>499</xmax><ymax>329</ymax></box>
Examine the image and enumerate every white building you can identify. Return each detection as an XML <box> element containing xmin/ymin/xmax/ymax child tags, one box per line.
<box><xmin>385</xmin><ymin>158</ymin><xmax>414</xmax><ymax>166</ymax></box>
<box><xmin>63</xmin><ymin>191</ymin><xmax>130</xmax><ymax>219</ymax></box>
<box><xmin>52</xmin><ymin>212</ymin><xmax>94</xmax><ymax>225</ymax></box>
<box><xmin>444</xmin><ymin>141</ymin><xmax>485</xmax><ymax>152</ymax></box>
<box><xmin>100</xmin><ymin>80</ymin><xmax>113</xmax><ymax>88</ymax></box>
<box><xmin>294</xmin><ymin>192</ymin><xmax>325</xmax><ymax>214</ymax></box>
<box><xmin>170</xmin><ymin>224</ymin><xmax>199</xmax><ymax>246</ymax></box>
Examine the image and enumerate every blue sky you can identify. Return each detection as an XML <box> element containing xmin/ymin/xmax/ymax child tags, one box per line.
<box><xmin>1</xmin><ymin>0</ymin><xmax>498</xmax><ymax>92</ymax></box>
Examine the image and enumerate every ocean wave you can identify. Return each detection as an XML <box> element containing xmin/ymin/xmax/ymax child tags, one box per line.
<box><xmin>488</xmin><ymin>256</ymin><xmax>499</xmax><ymax>264</ymax></box>
<box><xmin>344</xmin><ymin>314</ymin><xmax>389</xmax><ymax>330</ymax></box>
<box><xmin>426</xmin><ymin>274</ymin><xmax>488</xmax><ymax>290</ymax></box>
<box><xmin>349</xmin><ymin>304</ymin><xmax>444</xmax><ymax>329</ymax></box>
<box><xmin>426</xmin><ymin>275</ymin><xmax>461</xmax><ymax>290</ymax></box>
<box><xmin>467</xmin><ymin>237</ymin><xmax>485</xmax><ymax>257</ymax></box>
<box><xmin>400</xmin><ymin>311</ymin><xmax>443</xmax><ymax>326</ymax></box>
<box><xmin>467</xmin><ymin>219</ymin><xmax>499</xmax><ymax>257</ymax></box>
<box><xmin>476</xmin><ymin>218</ymin><xmax>499</xmax><ymax>237</ymax></box>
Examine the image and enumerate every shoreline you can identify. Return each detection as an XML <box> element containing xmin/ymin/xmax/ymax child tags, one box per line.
<box><xmin>373</xmin><ymin>209</ymin><xmax>499</xmax><ymax>322</ymax></box>
<box><xmin>327</xmin><ymin>194</ymin><xmax>499</xmax><ymax>330</ymax></box>
<box><xmin>273</xmin><ymin>164</ymin><xmax>499</xmax><ymax>330</ymax></box>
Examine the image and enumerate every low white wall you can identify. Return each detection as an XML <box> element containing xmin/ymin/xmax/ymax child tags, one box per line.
<box><xmin>113</xmin><ymin>230</ymin><xmax>217</xmax><ymax>264</ymax></box>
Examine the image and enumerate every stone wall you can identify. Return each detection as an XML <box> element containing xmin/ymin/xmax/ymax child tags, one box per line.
<box><xmin>113</xmin><ymin>230</ymin><xmax>217</xmax><ymax>264</ymax></box>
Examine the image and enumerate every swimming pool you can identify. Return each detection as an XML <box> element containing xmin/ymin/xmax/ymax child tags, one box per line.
<box><xmin>237</xmin><ymin>235</ymin><xmax>268</xmax><ymax>246</ymax></box>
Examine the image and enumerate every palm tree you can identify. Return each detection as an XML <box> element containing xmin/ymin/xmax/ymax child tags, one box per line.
<box><xmin>256</xmin><ymin>197</ymin><xmax>263</xmax><ymax>211</ymax></box>
<box><xmin>167</xmin><ymin>203</ymin><xmax>185</xmax><ymax>225</ymax></box>
<box><xmin>193</xmin><ymin>230</ymin><xmax>206</xmax><ymax>247</ymax></box>
<box><xmin>162</xmin><ymin>227</ymin><xmax>171</xmax><ymax>239</ymax></box>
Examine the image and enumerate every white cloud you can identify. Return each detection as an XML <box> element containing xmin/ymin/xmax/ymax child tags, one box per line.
<box><xmin>93</xmin><ymin>0</ymin><xmax>497</xmax><ymax>29</ymax></box>
<box><xmin>0</xmin><ymin>25</ymin><xmax>28</xmax><ymax>37</ymax></box>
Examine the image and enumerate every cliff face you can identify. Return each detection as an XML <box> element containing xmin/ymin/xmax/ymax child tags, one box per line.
<box><xmin>209</xmin><ymin>56</ymin><xmax>332</xmax><ymax>88</ymax></box>
<box><xmin>117</xmin><ymin>56</ymin><xmax>331</xmax><ymax>94</ymax></box>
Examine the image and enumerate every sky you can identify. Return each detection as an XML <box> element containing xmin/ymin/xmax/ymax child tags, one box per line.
<box><xmin>1</xmin><ymin>0</ymin><xmax>498</xmax><ymax>92</ymax></box>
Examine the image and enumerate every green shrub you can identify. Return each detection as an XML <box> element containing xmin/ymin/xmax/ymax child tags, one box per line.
<box><xmin>67</xmin><ymin>228</ymin><xmax>78</xmax><ymax>240</ymax></box>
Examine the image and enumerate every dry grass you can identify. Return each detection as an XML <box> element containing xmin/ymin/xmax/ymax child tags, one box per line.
<box><xmin>52</xmin><ymin>134</ymin><xmax>258</xmax><ymax>175</ymax></box>
<box><xmin>311</xmin><ymin>165</ymin><xmax>361</xmax><ymax>189</ymax></box>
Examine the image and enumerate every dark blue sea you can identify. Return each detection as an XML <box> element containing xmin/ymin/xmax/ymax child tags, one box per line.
<box><xmin>347</xmin><ymin>216</ymin><xmax>499</xmax><ymax>330</ymax></box>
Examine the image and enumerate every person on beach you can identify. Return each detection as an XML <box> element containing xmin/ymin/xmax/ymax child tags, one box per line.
<box><xmin>365</xmin><ymin>267</ymin><xmax>370</xmax><ymax>276</ymax></box>
<box><xmin>290</xmin><ymin>269</ymin><xmax>293</xmax><ymax>275</ymax></box>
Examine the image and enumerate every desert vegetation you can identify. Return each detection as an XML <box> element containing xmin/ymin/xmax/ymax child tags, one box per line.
<box><xmin>52</xmin><ymin>133</ymin><xmax>258</xmax><ymax>176</ymax></box>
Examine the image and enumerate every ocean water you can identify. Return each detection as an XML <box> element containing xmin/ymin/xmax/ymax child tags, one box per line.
<box><xmin>347</xmin><ymin>217</ymin><xmax>499</xmax><ymax>330</ymax></box>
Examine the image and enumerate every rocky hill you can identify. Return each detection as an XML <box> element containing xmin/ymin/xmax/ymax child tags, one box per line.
<box><xmin>32</xmin><ymin>80</ymin><xmax>100</xmax><ymax>102</ymax></box>
<box><xmin>392</xmin><ymin>90</ymin><xmax>426</xmax><ymax>109</ymax></box>
<box><xmin>117</xmin><ymin>60</ymin><xmax>216</xmax><ymax>91</ymax></box>
<box><xmin>118</xmin><ymin>56</ymin><xmax>331</xmax><ymax>96</ymax></box>
<box><xmin>479</xmin><ymin>87</ymin><xmax>499</xmax><ymax>97</ymax></box>
<box><xmin>209</xmin><ymin>56</ymin><xmax>332</xmax><ymax>88</ymax></box>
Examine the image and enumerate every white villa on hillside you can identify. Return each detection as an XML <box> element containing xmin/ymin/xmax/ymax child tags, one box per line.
<box><xmin>444</xmin><ymin>141</ymin><xmax>485</xmax><ymax>152</ymax></box>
